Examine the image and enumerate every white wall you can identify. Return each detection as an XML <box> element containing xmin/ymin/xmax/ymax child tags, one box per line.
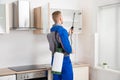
<box><xmin>93</xmin><ymin>68</ymin><xmax>120</xmax><ymax>80</ymax></box>
<box><xmin>0</xmin><ymin>31</ymin><xmax>51</xmax><ymax>68</ymax></box>
<box><xmin>92</xmin><ymin>0</ymin><xmax>120</xmax><ymax>80</ymax></box>
<box><xmin>0</xmin><ymin>0</ymin><xmax>82</xmax><ymax>68</ymax></box>
<box><xmin>96</xmin><ymin>0</ymin><xmax>120</xmax><ymax>6</ymax></box>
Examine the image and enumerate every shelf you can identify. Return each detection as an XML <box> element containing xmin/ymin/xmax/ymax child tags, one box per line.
<box><xmin>10</xmin><ymin>27</ymin><xmax>37</xmax><ymax>31</ymax></box>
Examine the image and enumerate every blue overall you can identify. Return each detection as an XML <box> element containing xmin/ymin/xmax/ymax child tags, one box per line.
<box><xmin>51</xmin><ymin>24</ymin><xmax>73</xmax><ymax>80</ymax></box>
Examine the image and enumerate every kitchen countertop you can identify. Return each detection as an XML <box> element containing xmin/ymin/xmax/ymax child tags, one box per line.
<box><xmin>0</xmin><ymin>63</ymin><xmax>89</xmax><ymax>76</ymax></box>
<box><xmin>0</xmin><ymin>68</ymin><xmax>16</xmax><ymax>76</ymax></box>
<box><xmin>73</xmin><ymin>63</ymin><xmax>90</xmax><ymax>68</ymax></box>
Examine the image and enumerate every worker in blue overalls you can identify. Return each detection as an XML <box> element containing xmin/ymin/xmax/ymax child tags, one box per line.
<box><xmin>47</xmin><ymin>11</ymin><xmax>73</xmax><ymax>80</ymax></box>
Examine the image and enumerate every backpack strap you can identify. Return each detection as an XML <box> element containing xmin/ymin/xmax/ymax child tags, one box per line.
<box><xmin>54</xmin><ymin>32</ymin><xmax>65</xmax><ymax>53</ymax></box>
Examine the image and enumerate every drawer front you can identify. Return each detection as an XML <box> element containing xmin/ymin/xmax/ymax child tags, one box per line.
<box><xmin>17</xmin><ymin>71</ymin><xmax>47</xmax><ymax>80</ymax></box>
<box><xmin>0</xmin><ymin>75</ymin><xmax>16</xmax><ymax>80</ymax></box>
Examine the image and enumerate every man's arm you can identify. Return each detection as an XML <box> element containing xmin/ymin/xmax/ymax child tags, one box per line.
<box><xmin>58</xmin><ymin>30</ymin><xmax>72</xmax><ymax>54</ymax></box>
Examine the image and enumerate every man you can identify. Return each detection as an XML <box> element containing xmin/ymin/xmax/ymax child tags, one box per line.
<box><xmin>47</xmin><ymin>11</ymin><xmax>73</xmax><ymax>80</ymax></box>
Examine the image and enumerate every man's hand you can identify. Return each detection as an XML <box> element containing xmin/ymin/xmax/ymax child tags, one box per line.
<box><xmin>69</xmin><ymin>28</ymin><xmax>74</xmax><ymax>35</ymax></box>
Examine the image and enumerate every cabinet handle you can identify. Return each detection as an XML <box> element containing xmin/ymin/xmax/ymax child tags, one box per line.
<box><xmin>24</xmin><ymin>75</ymin><xmax>26</xmax><ymax>79</ymax></box>
<box><xmin>27</xmin><ymin>75</ymin><xmax>29</xmax><ymax>79</ymax></box>
<box><xmin>79</xmin><ymin>28</ymin><xmax>82</xmax><ymax>30</ymax></box>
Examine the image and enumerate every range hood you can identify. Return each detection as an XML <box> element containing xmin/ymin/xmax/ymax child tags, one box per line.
<box><xmin>12</xmin><ymin>0</ymin><xmax>36</xmax><ymax>30</ymax></box>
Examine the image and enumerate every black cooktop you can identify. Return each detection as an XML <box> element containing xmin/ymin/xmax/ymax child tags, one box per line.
<box><xmin>8</xmin><ymin>64</ymin><xmax>50</xmax><ymax>72</ymax></box>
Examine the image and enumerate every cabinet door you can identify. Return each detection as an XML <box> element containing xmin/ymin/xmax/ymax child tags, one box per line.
<box><xmin>48</xmin><ymin>70</ymin><xmax>52</xmax><ymax>80</ymax></box>
<box><xmin>42</xmin><ymin>3</ymin><xmax>50</xmax><ymax>33</ymax></box>
<box><xmin>73</xmin><ymin>67</ymin><xmax>89</xmax><ymax>80</ymax></box>
<box><xmin>0</xmin><ymin>75</ymin><xmax>16</xmax><ymax>80</ymax></box>
<box><xmin>0</xmin><ymin>4</ymin><xmax>6</xmax><ymax>33</ymax></box>
<box><xmin>0</xmin><ymin>4</ymin><xmax>11</xmax><ymax>34</ymax></box>
<box><xmin>0</xmin><ymin>76</ymin><xmax>7</xmax><ymax>80</ymax></box>
<box><xmin>8</xmin><ymin>75</ymin><xmax>16</xmax><ymax>80</ymax></box>
<box><xmin>19</xmin><ymin>0</ymin><xmax>30</xmax><ymax>27</ymax></box>
<box><xmin>33</xmin><ymin>3</ymin><xmax>50</xmax><ymax>34</ymax></box>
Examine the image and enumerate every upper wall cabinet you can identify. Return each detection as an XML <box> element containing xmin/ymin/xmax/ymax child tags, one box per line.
<box><xmin>33</xmin><ymin>3</ymin><xmax>82</xmax><ymax>34</ymax></box>
<box><xmin>0</xmin><ymin>4</ymin><xmax>12</xmax><ymax>34</ymax></box>
<box><xmin>12</xmin><ymin>0</ymin><xmax>32</xmax><ymax>30</ymax></box>
<box><xmin>50</xmin><ymin>8</ymin><xmax>82</xmax><ymax>34</ymax></box>
<box><xmin>33</xmin><ymin>7</ymin><xmax>42</xmax><ymax>34</ymax></box>
<box><xmin>33</xmin><ymin>3</ymin><xmax>50</xmax><ymax>34</ymax></box>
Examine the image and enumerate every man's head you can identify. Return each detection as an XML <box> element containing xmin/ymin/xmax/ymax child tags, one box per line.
<box><xmin>52</xmin><ymin>11</ymin><xmax>63</xmax><ymax>24</ymax></box>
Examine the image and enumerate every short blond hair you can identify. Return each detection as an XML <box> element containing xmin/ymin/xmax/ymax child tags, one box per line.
<box><xmin>52</xmin><ymin>11</ymin><xmax>61</xmax><ymax>22</ymax></box>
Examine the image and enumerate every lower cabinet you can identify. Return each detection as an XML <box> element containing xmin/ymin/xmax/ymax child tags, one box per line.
<box><xmin>48</xmin><ymin>70</ymin><xmax>52</xmax><ymax>80</ymax></box>
<box><xmin>0</xmin><ymin>75</ymin><xmax>16</xmax><ymax>80</ymax></box>
<box><xmin>73</xmin><ymin>67</ymin><xmax>89</xmax><ymax>80</ymax></box>
<box><xmin>48</xmin><ymin>66</ymin><xmax>89</xmax><ymax>80</ymax></box>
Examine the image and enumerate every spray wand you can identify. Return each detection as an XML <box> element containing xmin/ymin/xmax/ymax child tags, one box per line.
<box><xmin>70</xmin><ymin>12</ymin><xmax>75</xmax><ymax>46</ymax></box>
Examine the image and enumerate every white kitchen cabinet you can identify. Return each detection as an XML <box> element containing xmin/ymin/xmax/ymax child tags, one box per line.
<box><xmin>13</xmin><ymin>0</ymin><xmax>30</xmax><ymax>29</ymax></box>
<box><xmin>73</xmin><ymin>66</ymin><xmax>89</xmax><ymax>80</ymax></box>
<box><xmin>0</xmin><ymin>75</ymin><xmax>16</xmax><ymax>80</ymax></box>
<box><xmin>0</xmin><ymin>4</ymin><xmax>12</xmax><ymax>34</ymax></box>
<box><xmin>34</xmin><ymin>3</ymin><xmax>82</xmax><ymax>34</ymax></box>
<box><xmin>48</xmin><ymin>70</ymin><xmax>52</xmax><ymax>80</ymax></box>
<box><xmin>50</xmin><ymin>8</ymin><xmax>82</xmax><ymax>34</ymax></box>
<box><xmin>48</xmin><ymin>66</ymin><xmax>89</xmax><ymax>80</ymax></box>
<box><xmin>33</xmin><ymin>3</ymin><xmax>50</xmax><ymax>34</ymax></box>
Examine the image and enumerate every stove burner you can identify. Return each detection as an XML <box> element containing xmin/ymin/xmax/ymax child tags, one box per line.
<box><xmin>8</xmin><ymin>64</ymin><xmax>50</xmax><ymax>72</ymax></box>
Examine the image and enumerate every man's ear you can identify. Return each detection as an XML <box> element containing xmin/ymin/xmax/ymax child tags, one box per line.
<box><xmin>60</xmin><ymin>16</ymin><xmax>63</xmax><ymax>21</ymax></box>
<box><xmin>60</xmin><ymin>16</ymin><xmax>63</xmax><ymax>24</ymax></box>
<box><xmin>60</xmin><ymin>17</ymin><xmax>61</xmax><ymax>21</ymax></box>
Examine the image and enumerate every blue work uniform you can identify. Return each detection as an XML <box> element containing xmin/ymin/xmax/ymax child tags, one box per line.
<box><xmin>50</xmin><ymin>24</ymin><xmax>73</xmax><ymax>80</ymax></box>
